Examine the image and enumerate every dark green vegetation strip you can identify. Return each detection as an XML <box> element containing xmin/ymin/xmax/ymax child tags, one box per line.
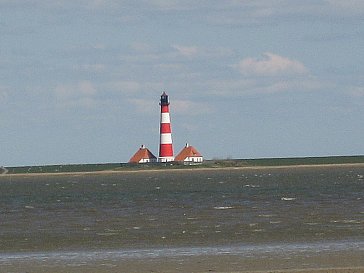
<box><xmin>5</xmin><ymin>163</ymin><xmax>121</xmax><ymax>174</ymax></box>
<box><xmin>3</xmin><ymin>156</ymin><xmax>364</xmax><ymax>174</ymax></box>
<box><xmin>234</xmin><ymin>155</ymin><xmax>364</xmax><ymax>166</ymax></box>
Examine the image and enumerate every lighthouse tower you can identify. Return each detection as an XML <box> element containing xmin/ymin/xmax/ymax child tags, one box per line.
<box><xmin>158</xmin><ymin>92</ymin><xmax>174</xmax><ymax>162</ymax></box>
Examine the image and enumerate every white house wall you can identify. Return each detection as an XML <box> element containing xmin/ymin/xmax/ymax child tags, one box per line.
<box><xmin>184</xmin><ymin>156</ymin><xmax>203</xmax><ymax>162</ymax></box>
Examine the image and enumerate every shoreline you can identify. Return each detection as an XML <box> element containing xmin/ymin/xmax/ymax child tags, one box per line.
<box><xmin>1</xmin><ymin>244</ymin><xmax>363</xmax><ymax>272</ymax></box>
<box><xmin>1</xmin><ymin>250</ymin><xmax>363</xmax><ymax>273</ymax></box>
<box><xmin>1</xmin><ymin>162</ymin><xmax>364</xmax><ymax>178</ymax></box>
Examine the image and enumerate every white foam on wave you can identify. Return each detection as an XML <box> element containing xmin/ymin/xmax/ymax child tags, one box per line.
<box><xmin>96</xmin><ymin>232</ymin><xmax>118</xmax><ymax>236</ymax></box>
<box><xmin>281</xmin><ymin>197</ymin><xmax>296</xmax><ymax>201</ymax></box>
<box><xmin>344</xmin><ymin>220</ymin><xmax>361</xmax><ymax>224</ymax></box>
<box><xmin>213</xmin><ymin>206</ymin><xmax>234</xmax><ymax>210</ymax></box>
<box><xmin>304</xmin><ymin>222</ymin><xmax>318</xmax><ymax>226</ymax></box>
<box><xmin>259</xmin><ymin>214</ymin><xmax>276</xmax><ymax>218</ymax></box>
<box><xmin>253</xmin><ymin>229</ymin><xmax>264</xmax><ymax>232</ymax></box>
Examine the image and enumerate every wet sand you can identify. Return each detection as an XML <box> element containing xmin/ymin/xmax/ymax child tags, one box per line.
<box><xmin>1</xmin><ymin>252</ymin><xmax>363</xmax><ymax>273</ymax></box>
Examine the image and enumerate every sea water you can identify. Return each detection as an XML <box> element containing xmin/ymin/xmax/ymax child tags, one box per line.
<box><xmin>0</xmin><ymin>166</ymin><xmax>363</xmax><ymax>261</ymax></box>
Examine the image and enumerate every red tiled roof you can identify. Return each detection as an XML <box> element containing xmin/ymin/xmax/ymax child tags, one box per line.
<box><xmin>175</xmin><ymin>145</ymin><xmax>202</xmax><ymax>161</ymax></box>
<box><xmin>129</xmin><ymin>147</ymin><xmax>157</xmax><ymax>163</ymax></box>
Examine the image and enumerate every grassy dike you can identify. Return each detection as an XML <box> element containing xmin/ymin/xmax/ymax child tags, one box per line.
<box><xmin>2</xmin><ymin>155</ymin><xmax>364</xmax><ymax>175</ymax></box>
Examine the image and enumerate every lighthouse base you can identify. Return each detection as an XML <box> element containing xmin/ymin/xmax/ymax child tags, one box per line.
<box><xmin>158</xmin><ymin>157</ymin><xmax>174</xmax><ymax>163</ymax></box>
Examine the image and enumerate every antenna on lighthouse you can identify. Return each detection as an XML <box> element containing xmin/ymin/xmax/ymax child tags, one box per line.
<box><xmin>158</xmin><ymin>92</ymin><xmax>174</xmax><ymax>162</ymax></box>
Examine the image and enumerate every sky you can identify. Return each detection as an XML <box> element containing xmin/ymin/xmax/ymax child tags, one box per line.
<box><xmin>1</xmin><ymin>0</ymin><xmax>364</xmax><ymax>166</ymax></box>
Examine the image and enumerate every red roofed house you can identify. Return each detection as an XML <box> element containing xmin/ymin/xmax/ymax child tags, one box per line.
<box><xmin>129</xmin><ymin>145</ymin><xmax>157</xmax><ymax>163</ymax></box>
<box><xmin>175</xmin><ymin>143</ymin><xmax>203</xmax><ymax>163</ymax></box>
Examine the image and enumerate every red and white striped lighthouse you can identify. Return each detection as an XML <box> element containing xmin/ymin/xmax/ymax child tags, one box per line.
<box><xmin>158</xmin><ymin>92</ymin><xmax>174</xmax><ymax>162</ymax></box>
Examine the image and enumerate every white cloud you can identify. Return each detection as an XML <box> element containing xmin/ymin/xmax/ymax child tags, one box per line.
<box><xmin>128</xmin><ymin>98</ymin><xmax>155</xmax><ymax>114</ymax></box>
<box><xmin>236</xmin><ymin>52</ymin><xmax>309</xmax><ymax>76</ymax></box>
<box><xmin>54</xmin><ymin>81</ymin><xmax>97</xmax><ymax>108</ymax></box>
<box><xmin>65</xmin><ymin>97</ymin><xmax>98</xmax><ymax>108</ymax></box>
<box><xmin>325</xmin><ymin>0</ymin><xmax>364</xmax><ymax>11</ymax></box>
<box><xmin>108</xmin><ymin>81</ymin><xmax>141</xmax><ymax>93</ymax></box>
<box><xmin>55</xmin><ymin>81</ymin><xmax>97</xmax><ymax>99</ymax></box>
<box><xmin>54</xmin><ymin>85</ymin><xmax>72</xmax><ymax>100</ymax></box>
<box><xmin>130</xmin><ymin>42</ymin><xmax>153</xmax><ymax>53</ymax></box>
<box><xmin>74</xmin><ymin>64</ymin><xmax>106</xmax><ymax>72</ymax></box>
<box><xmin>153</xmin><ymin>63</ymin><xmax>184</xmax><ymax>71</ymax></box>
<box><xmin>201</xmin><ymin>79</ymin><xmax>255</xmax><ymax>97</ymax></box>
<box><xmin>119</xmin><ymin>52</ymin><xmax>161</xmax><ymax>63</ymax></box>
<box><xmin>0</xmin><ymin>87</ymin><xmax>8</xmax><ymax>103</ymax></box>
<box><xmin>147</xmin><ymin>0</ymin><xmax>197</xmax><ymax>11</ymax></box>
<box><xmin>128</xmin><ymin>97</ymin><xmax>212</xmax><ymax>116</ymax></box>
<box><xmin>173</xmin><ymin>99</ymin><xmax>212</xmax><ymax>115</ymax></box>
<box><xmin>251</xmin><ymin>79</ymin><xmax>326</xmax><ymax>95</ymax></box>
<box><xmin>349</xmin><ymin>86</ymin><xmax>364</xmax><ymax>97</ymax></box>
<box><xmin>78</xmin><ymin>81</ymin><xmax>97</xmax><ymax>96</ymax></box>
<box><xmin>199</xmin><ymin>76</ymin><xmax>326</xmax><ymax>97</ymax></box>
<box><xmin>172</xmin><ymin>44</ymin><xmax>233</xmax><ymax>60</ymax></box>
<box><xmin>2</xmin><ymin>0</ymin><xmax>363</xmax><ymax>24</ymax></box>
<box><xmin>123</xmin><ymin>43</ymin><xmax>232</xmax><ymax>66</ymax></box>
<box><xmin>160</xmin><ymin>1</ymin><xmax>363</xmax><ymax>26</ymax></box>
<box><xmin>88</xmin><ymin>0</ymin><xmax>111</xmax><ymax>8</ymax></box>
<box><xmin>172</xmin><ymin>45</ymin><xmax>199</xmax><ymax>57</ymax></box>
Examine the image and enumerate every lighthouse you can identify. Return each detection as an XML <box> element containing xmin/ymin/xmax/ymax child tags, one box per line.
<box><xmin>158</xmin><ymin>92</ymin><xmax>174</xmax><ymax>162</ymax></box>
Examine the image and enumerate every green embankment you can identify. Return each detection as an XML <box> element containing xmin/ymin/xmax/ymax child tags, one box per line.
<box><xmin>2</xmin><ymin>155</ymin><xmax>364</xmax><ymax>174</ymax></box>
<box><xmin>4</xmin><ymin>163</ymin><xmax>121</xmax><ymax>174</ymax></box>
<box><xmin>218</xmin><ymin>155</ymin><xmax>364</xmax><ymax>167</ymax></box>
